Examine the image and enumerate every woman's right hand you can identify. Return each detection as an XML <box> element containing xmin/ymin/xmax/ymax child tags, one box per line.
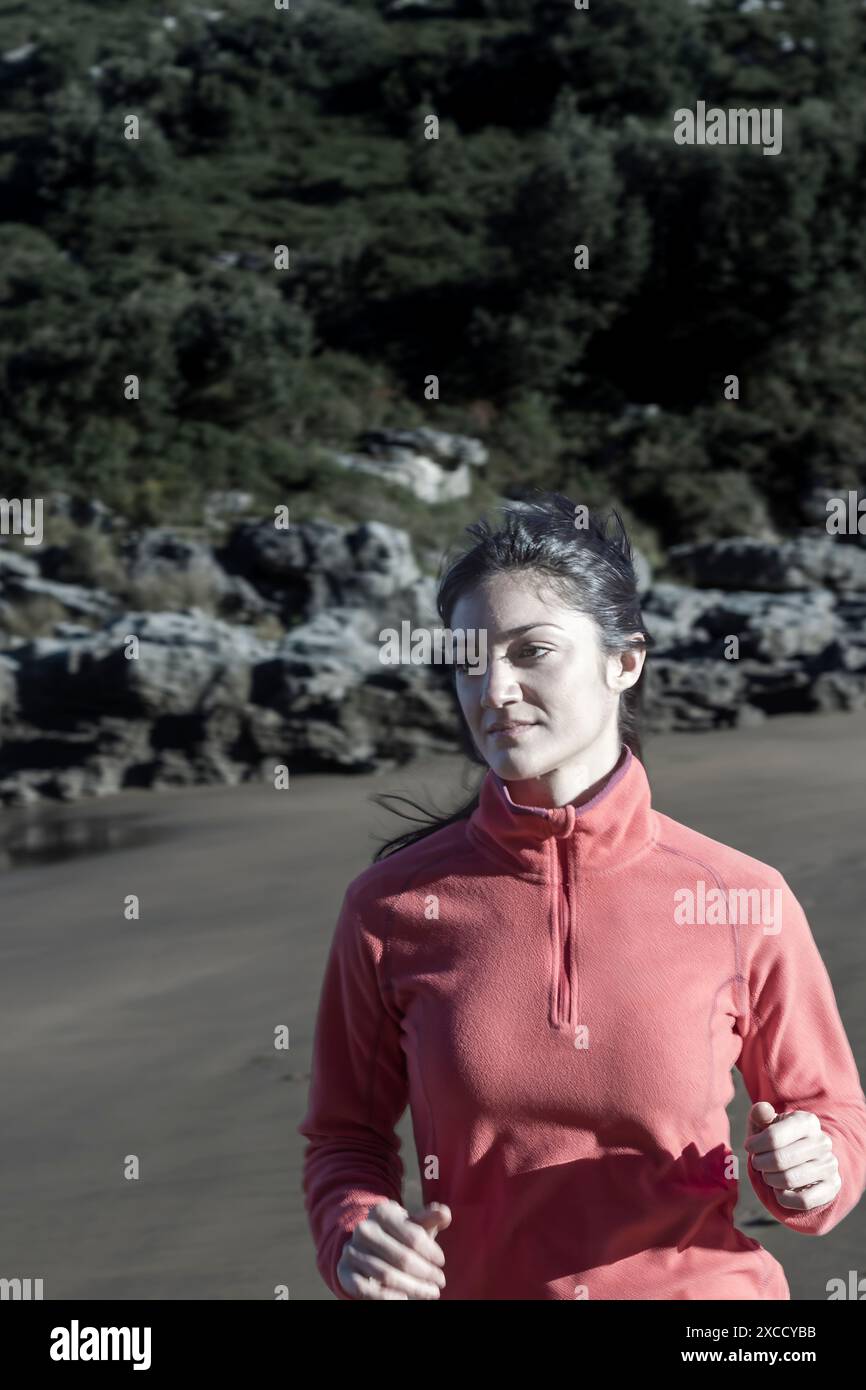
<box><xmin>337</xmin><ymin>1199</ymin><xmax>451</xmax><ymax>1300</ymax></box>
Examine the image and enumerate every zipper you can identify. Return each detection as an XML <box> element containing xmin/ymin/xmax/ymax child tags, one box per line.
<box><xmin>551</xmin><ymin>838</ymin><xmax>573</xmax><ymax>1029</ymax></box>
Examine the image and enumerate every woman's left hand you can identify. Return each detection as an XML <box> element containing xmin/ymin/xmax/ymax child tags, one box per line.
<box><xmin>745</xmin><ymin>1101</ymin><xmax>842</xmax><ymax>1210</ymax></box>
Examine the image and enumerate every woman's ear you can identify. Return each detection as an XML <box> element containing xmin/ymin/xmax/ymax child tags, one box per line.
<box><xmin>607</xmin><ymin>644</ymin><xmax>646</xmax><ymax>692</ymax></box>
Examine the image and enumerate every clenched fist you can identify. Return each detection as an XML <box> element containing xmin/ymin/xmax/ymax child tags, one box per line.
<box><xmin>337</xmin><ymin>1199</ymin><xmax>451</xmax><ymax>1300</ymax></box>
<box><xmin>745</xmin><ymin>1101</ymin><xmax>841</xmax><ymax>1211</ymax></box>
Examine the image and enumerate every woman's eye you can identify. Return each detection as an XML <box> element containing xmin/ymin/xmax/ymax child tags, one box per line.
<box><xmin>516</xmin><ymin>645</ymin><xmax>551</xmax><ymax>661</ymax></box>
<box><xmin>455</xmin><ymin>645</ymin><xmax>552</xmax><ymax>673</ymax></box>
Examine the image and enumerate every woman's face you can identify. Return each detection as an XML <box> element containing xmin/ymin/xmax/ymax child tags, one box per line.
<box><xmin>450</xmin><ymin>570</ymin><xmax>644</xmax><ymax>788</ymax></box>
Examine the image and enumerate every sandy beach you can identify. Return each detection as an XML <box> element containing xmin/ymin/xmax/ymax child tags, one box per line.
<box><xmin>1</xmin><ymin>709</ymin><xmax>864</xmax><ymax>1300</ymax></box>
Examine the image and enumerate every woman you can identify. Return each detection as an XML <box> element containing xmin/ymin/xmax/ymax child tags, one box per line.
<box><xmin>298</xmin><ymin>491</ymin><xmax>866</xmax><ymax>1300</ymax></box>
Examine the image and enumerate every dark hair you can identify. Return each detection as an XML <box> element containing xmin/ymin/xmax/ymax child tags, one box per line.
<box><xmin>370</xmin><ymin>490</ymin><xmax>655</xmax><ymax>861</ymax></box>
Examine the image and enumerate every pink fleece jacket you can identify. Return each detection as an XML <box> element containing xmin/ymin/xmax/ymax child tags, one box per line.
<box><xmin>298</xmin><ymin>743</ymin><xmax>866</xmax><ymax>1299</ymax></box>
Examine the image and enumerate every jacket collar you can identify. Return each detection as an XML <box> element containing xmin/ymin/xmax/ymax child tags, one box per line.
<box><xmin>466</xmin><ymin>743</ymin><xmax>655</xmax><ymax>875</ymax></box>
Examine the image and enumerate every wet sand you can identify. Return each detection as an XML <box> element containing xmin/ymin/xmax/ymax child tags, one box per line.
<box><xmin>0</xmin><ymin>710</ymin><xmax>864</xmax><ymax>1299</ymax></box>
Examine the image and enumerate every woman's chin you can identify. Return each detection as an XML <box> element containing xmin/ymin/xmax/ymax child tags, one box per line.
<box><xmin>490</xmin><ymin>748</ymin><xmax>546</xmax><ymax>779</ymax></box>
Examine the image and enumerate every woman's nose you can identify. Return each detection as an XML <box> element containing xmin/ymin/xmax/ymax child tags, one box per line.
<box><xmin>480</xmin><ymin>659</ymin><xmax>521</xmax><ymax>707</ymax></box>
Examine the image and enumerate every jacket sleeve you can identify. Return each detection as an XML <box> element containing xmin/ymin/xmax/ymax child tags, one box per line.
<box><xmin>297</xmin><ymin>879</ymin><xmax>409</xmax><ymax>1298</ymax></box>
<box><xmin>735</xmin><ymin>872</ymin><xmax>866</xmax><ymax>1235</ymax></box>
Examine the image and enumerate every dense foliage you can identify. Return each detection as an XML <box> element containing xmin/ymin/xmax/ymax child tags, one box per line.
<box><xmin>1</xmin><ymin>0</ymin><xmax>864</xmax><ymax>553</ymax></box>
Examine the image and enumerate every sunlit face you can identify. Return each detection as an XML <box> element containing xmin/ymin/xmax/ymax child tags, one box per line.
<box><xmin>450</xmin><ymin>570</ymin><xmax>641</xmax><ymax>785</ymax></box>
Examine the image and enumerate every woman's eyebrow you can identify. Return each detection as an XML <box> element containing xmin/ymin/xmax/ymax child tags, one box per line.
<box><xmin>496</xmin><ymin>623</ymin><xmax>564</xmax><ymax>638</ymax></box>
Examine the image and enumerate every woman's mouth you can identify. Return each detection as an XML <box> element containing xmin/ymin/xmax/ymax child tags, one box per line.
<box><xmin>487</xmin><ymin>722</ymin><xmax>537</xmax><ymax>740</ymax></box>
